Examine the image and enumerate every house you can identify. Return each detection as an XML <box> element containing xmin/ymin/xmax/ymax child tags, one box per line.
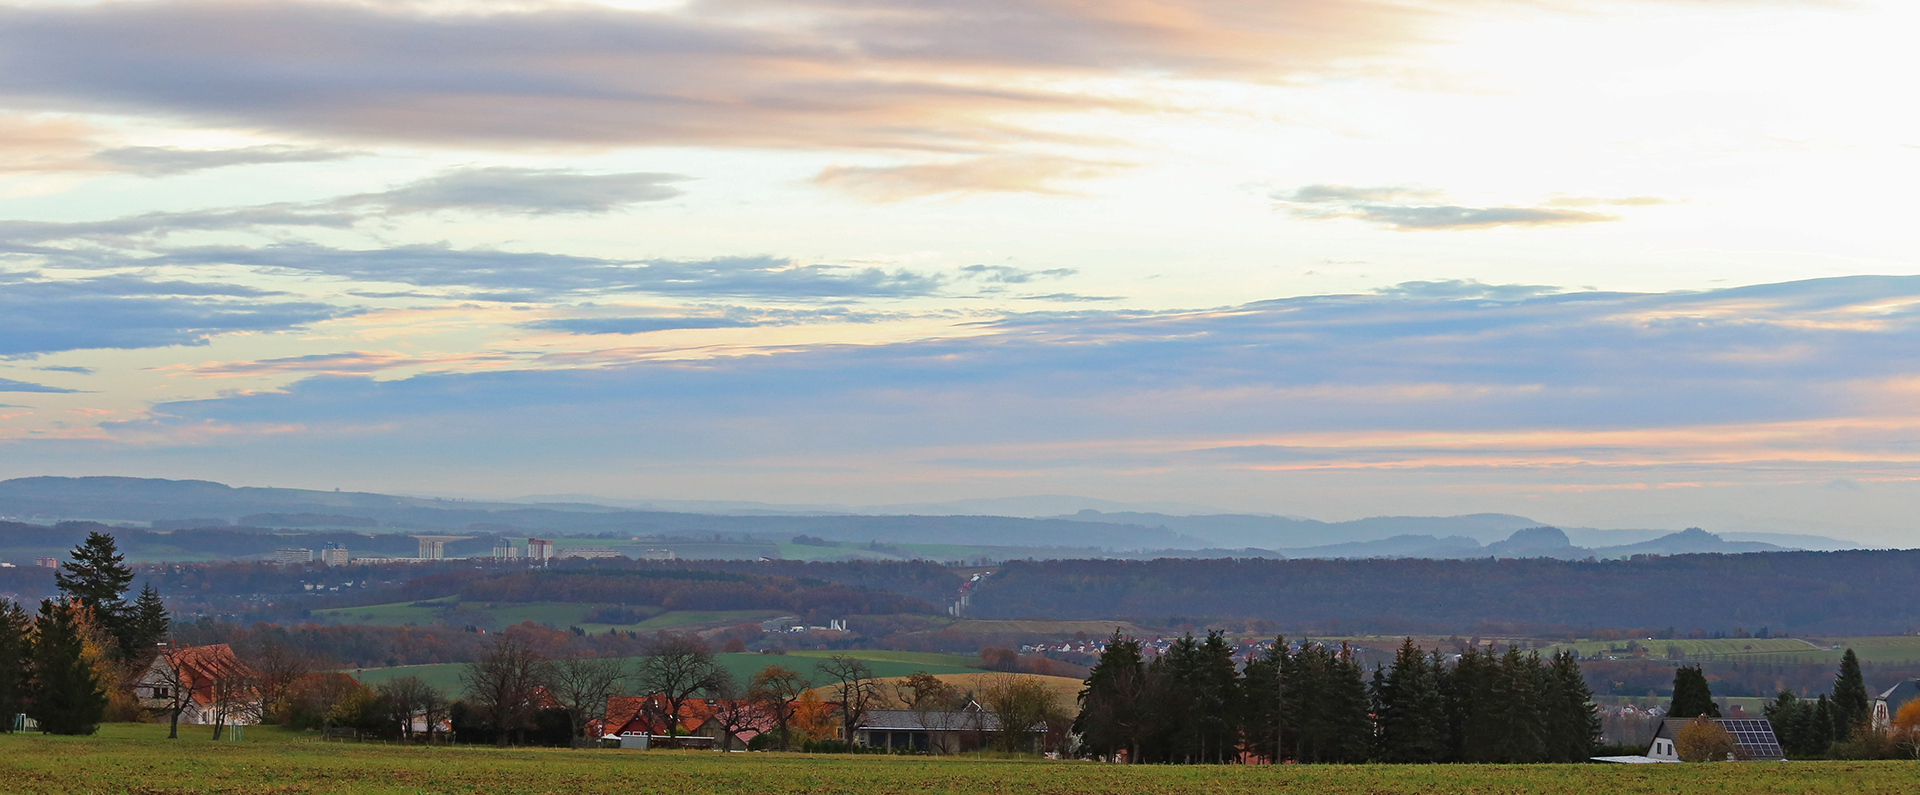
<box><xmin>135</xmin><ymin>644</ymin><xmax>262</xmax><ymax>727</ymax></box>
<box><xmin>853</xmin><ymin>703</ymin><xmax>1023</xmax><ymax>754</ymax></box>
<box><xmin>1872</xmin><ymin>679</ymin><xmax>1919</xmax><ymax>732</ymax></box>
<box><xmin>1644</xmin><ymin>718</ymin><xmax>1785</xmax><ymax>761</ymax></box>
<box><xmin>597</xmin><ymin>694</ymin><xmax>763</xmax><ymax>750</ymax></box>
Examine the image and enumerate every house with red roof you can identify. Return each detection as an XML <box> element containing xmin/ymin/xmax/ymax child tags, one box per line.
<box><xmin>135</xmin><ymin>643</ymin><xmax>261</xmax><ymax>728</ymax></box>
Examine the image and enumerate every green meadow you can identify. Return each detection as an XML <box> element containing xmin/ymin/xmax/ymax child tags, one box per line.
<box><xmin>2</xmin><ymin>724</ymin><xmax>1914</xmax><ymax>795</ymax></box>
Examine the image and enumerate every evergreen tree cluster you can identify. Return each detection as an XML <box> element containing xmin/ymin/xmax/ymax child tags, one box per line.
<box><xmin>0</xmin><ymin>533</ymin><xmax>170</xmax><ymax>736</ymax></box>
<box><xmin>1075</xmin><ymin>633</ymin><xmax>1599</xmax><ymax>764</ymax></box>
<box><xmin>1763</xmin><ymin>648</ymin><xmax>1875</xmax><ymax>758</ymax></box>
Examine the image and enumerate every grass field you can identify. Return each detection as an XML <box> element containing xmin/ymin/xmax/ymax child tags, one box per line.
<box><xmin>351</xmin><ymin>651</ymin><xmax>984</xmax><ymax>695</ymax></box>
<box><xmin>2</xmin><ymin>724</ymin><xmax>1915</xmax><ymax>795</ymax></box>
<box><xmin>310</xmin><ymin>598</ymin><xmax>610</xmax><ymax>630</ymax></box>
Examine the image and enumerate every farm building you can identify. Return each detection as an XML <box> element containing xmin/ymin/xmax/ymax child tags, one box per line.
<box><xmin>1872</xmin><ymin>679</ymin><xmax>1918</xmax><ymax>731</ymax></box>
<box><xmin>854</xmin><ymin>703</ymin><xmax>1025</xmax><ymax>754</ymax></box>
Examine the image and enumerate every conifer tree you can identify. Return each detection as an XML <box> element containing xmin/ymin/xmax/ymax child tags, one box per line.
<box><xmin>26</xmin><ymin>600</ymin><xmax>108</xmax><ymax>735</ymax></box>
<box><xmin>53</xmin><ymin>532</ymin><xmax>136</xmax><ymax>659</ymax></box>
<box><xmin>1486</xmin><ymin>647</ymin><xmax>1547</xmax><ymax>763</ymax></box>
<box><xmin>1374</xmin><ymin>638</ymin><xmax>1447</xmax><ymax>762</ymax></box>
<box><xmin>1193</xmin><ymin>631</ymin><xmax>1241</xmax><ymax>763</ymax></box>
<box><xmin>1669</xmin><ymin>665</ymin><xmax>1719</xmax><ymax>718</ymax></box>
<box><xmin>126</xmin><ymin>584</ymin><xmax>169</xmax><ymax>657</ymax></box>
<box><xmin>1543</xmin><ymin>650</ymin><xmax>1599</xmax><ymax>762</ymax></box>
<box><xmin>1829</xmin><ymin>649</ymin><xmax>1870</xmax><ymax>741</ymax></box>
<box><xmin>0</xmin><ymin>601</ymin><xmax>30</xmax><ymax>732</ymax></box>
<box><xmin>1454</xmin><ymin>646</ymin><xmax>1501</xmax><ymax>761</ymax></box>
<box><xmin>1809</xmin><ymin>694</ymin><xmax>1834</xmax><ymax>756</ymax></box>
<box><xmin>1238</xmin><ymin>639</ymin><xmax>1284</xmax><ymax>763</ymax></box>
<box><xmin>1075</xmin><ymin>632</ymin><xmax>1147</xmax><ymax>762</ymax></box>
<box><xmin>1764</xmin><ymin>690</ymin><xmax>1813</xmax><ymax>756</ymax></box>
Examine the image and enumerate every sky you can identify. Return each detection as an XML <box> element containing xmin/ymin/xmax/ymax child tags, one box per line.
<box><xmin>2</xmin><ymin>0</ymin><xmax>1920</xmax><ymax>544</ymax></box>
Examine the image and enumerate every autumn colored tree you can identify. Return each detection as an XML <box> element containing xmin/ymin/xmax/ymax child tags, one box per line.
<box><xmin>1675</xmin><ymin>716</ymin><xmax>1735</xmax><ymax>762</ymax></box>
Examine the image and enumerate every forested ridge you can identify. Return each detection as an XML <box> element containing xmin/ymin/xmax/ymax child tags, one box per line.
<box><xmin>970</xmin><ymin>551</ymin><xmax>1920</xmax><ymax>635</ymax></box>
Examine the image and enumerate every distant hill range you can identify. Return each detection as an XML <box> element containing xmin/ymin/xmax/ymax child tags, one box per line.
<box><xmin>0</xmin><ymin>476</ymin><xmax>1865</xmax><ymax>561</ymax></box>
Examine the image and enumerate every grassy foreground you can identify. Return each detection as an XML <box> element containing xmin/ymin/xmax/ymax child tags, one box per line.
<box><xmin>3</xmin><ymin>724</ymin><xmax>1915</xmax><ymax>795</ymax></box>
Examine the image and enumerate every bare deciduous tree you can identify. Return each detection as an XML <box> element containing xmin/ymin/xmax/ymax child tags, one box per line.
<box><xmin>241</xmin><ymin>637</ymin><xmax>310</xmax><ymax>723</ymax></box>
<box><xmin>140</xmin><ymin>644</ymin><xmax>199</xmax><ymax>739</ymax></box>
<box><xmin>460</xmin><ymin>633</ymin><xmax>551</xmax><ymax>747</ymax></box>
<box><xmin>897</xmin><ymin>671</ymin><xmax>964</xmax><ymax>754</ymax></box>
<box><xmin>980</xmin><ymin>673</ymin><xmax>1064</xmax><ymax>754</ymax></box>
<box><xmin>747</xmin><ymin>664</ymin><xmax>810</xmax><ymax>750</ymax></box>
<box><xmin>817</xmin><ymin>655</ymin><xmax>880</xmax><ymax>749</ymax></box>
<box><xmin>548</xmin><ymin>654</ymin><xmax>627</xmax><ymax>747</ymax></box>
<box><xmin>637</xmin><ymin>633</ymin><xmax>730</xmax><ymax>736</ymax></box>
<box><xmin>377</xmin><ymin>675</ymin><xmax>444</xmax><ymax>741</ymax></box>
<box><xmin>207</xmin><ymin>659</ymin><xmax>261</xmax><ymax>741</ymax></box>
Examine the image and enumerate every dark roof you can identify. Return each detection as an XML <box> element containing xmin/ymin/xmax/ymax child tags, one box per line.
<box><xmin>1651</xmin><ymin>718</ymin><xmax>1784</xmax><ymax>761</ymax></box>
<box><xmin>860</xmin><ymin>709</ymin><xmax>1001</xmax><ymax>732</ymax></box>
<box><xmin>1876</xmin><ymin>679</ymin><xmax>1919</xmax><ymax>703</ymax></box>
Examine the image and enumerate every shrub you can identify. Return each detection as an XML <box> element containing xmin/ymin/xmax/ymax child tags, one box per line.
<box><xmin>1674</xmin><ymin>717</ymin><xmax>1735</xmax><ymax>762</ymax></box>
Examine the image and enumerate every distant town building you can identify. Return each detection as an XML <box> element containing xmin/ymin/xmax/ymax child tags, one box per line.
<box><xmin>527</xmin><ymin>538</ymin><xmax>553</xmax><ymax>561</ymax></box>
<box><xmin>560</xmin><ymin>546</ymin><xmax>619</xmax><ymax>559</ymax></box>
<box><xmin>639</xmin><ymin>549</ymin><xmax>676</xmax><ymax>560</ymax></box>
<box><xmin>36</xmin><ymin>557</ymin><xmax>57</xmax><ymax>568</ymax></box>
<box><xmin>412</xmin><ymin>535</ymin><xmax>468</xmax><ymax>560</ymax></box>
<box><xmin>491</xmin><ymin>544</ymin><xmax>521</xmax><ymax>559</ymax></box>
<box><xmin>317</xmin><ymin>544</ymin><xmax>348</xmax><ymax>566</ymax></box>
<box><xmin>275</xmin><ymin>548</ymin><xmax>313</xmax><ymax>565</ymax></box>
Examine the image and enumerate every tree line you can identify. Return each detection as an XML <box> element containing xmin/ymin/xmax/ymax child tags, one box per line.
<box><xmin>1075</xmin><ymin>633</ymin><xmax>1600</xmax><ymax>763</ymax></box>
<box><xmin>971</xmin><ymin>553</ymin><xmax>1920</xmax><ymax>636</ymax></box>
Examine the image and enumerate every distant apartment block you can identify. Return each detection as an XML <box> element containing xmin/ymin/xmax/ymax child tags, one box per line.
<box><xmin>527</xmin><ymin>538</ymin><xmax>553</xmax><ymax>561</ymax></box>
<box><xmin>491</xmin><ymin>544</ymin><xmax>521</xmax><ymax>559</ymax></box>
<box><xmin>413</xmin><ymin>535</ymin><xmax>467</xmax><ymax>560</ymax></box>
<box><xmin>560</xmin><ymin>546</ymin><xmax>619</xmax><ymax>559</ymax></box>
<box><xmin>639</xmin><ymin>549</ymin><xmax>676</xmax><ymax>560</ymax></box>
<box><xmin>275</xmin><ymin>548</ymin><xmax>313</xmax><ymax>565</ymax></box>
<box><xmin>36</xmin><ymin>557</ymin><xmax>57</xmax><ymax>568</ymax></box>
<box><xmin>317</xmin><ymin>544</ymin><xmax>349</xmax><ymax>566</ymax></box>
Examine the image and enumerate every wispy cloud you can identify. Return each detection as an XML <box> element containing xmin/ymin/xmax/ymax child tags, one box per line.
<box><xmin>0</xmin><ymin>274</ymin><xmax>344</xmax><ymax>356</ymax></box>
<box><xmin>157</xmin><ymin>244</ymin><xmax>945</xmax><ymax>300</ymax></box>
<box><xmin>332</xmin><ymin>167</ymin><xmax>687</xmax><ymax>215</ymax></box>
<box><xmin>814</xmin><ymin>155</ymin><xmax>1130</xmax><ymax>200</ymax></box>
<box><xmin>1274</xmin><ymin>184</ymin><xmax>1621</xmax><ymax>230</ymax></box>
<box><xmin>0</xmin><ymin>377</ymin><xmax>79</xmax><ymax>393</ymax></box>
<box><xmin>0</xmin><ymin>1</ymin><xmax>1432</xmax><ymax>152</ymax></box>
<box><xmin>93</xmin><ymin>144</ymin><xmax>357</xmax><ymax>176</ymax></box>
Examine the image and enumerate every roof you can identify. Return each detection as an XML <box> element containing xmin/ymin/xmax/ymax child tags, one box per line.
<box><xmin>860</xmin><ymin>708</ymin><xmax>1004</xmax><ymax>732</ymax></box>
<box><xmin>1875</xmin><ymin>679</ymin><xmax>1919</xmax><ymax>703</ymax></box>
<box><xmin>1651</xmin><ymin>718</ymin><xmax>1784</xmax><ymax>761</ymax></box>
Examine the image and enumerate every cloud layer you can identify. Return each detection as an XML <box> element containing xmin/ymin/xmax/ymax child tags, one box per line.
<box><xmin>0</xmin><ymin>1</ymin><xmax>1427</xmax><ymax>151</ymax></box>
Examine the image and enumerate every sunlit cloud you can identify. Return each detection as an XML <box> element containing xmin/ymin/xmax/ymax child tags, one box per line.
<box><xmin>1273</xmin><ymin>184</ymin><xmax>1620</xmax><ymax>230</ymax></box>
<box><xmin>814</xmin><ymin>155</ymin><xmax>1131</xmax><ymax>200</ymax></box>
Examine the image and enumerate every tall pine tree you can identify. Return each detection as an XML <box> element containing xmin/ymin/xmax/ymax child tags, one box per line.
<box><xmin>1239</xmin><ymin>638</ymin><xmax>1285</xmax><ymax>763</ymax></box>
<box><xmin>53</xmin><ymin>532</ymin><xmax>136</xmax><ymax>660</ymax></box>
<box><xmin>1074</xmin><ymin>632</ymin><xmax>1147</xmax><ymax>762</ymax></box>
<box><xmin>1542</xmin><ymin>650</ymin><xmax>1599</xmax><ymax>762</ymax></box>
<box><xmin>126</xmin><ymin>584</ymin><xmax>169</xmax><ymax>657</ymax></box>
<box><xmin>0</xmin><ymin>600</ymin><xmax>30</xmax><ymax>732</ymax></box>
<box><xmin>1669</xmin><ymin>665</ymin><xmax>1720</xmax><ymax>718</ymax></box>
<box><xmin>26</xmin><ymin>600</ymin><xmax>108</xmax><ymax>735</ymax></box>
<box><xmin>1808</xmin><ymin>694</ymin><xmax>1835</xmax><ymax>756</ymax></box>
<box><xmin>1829</xmin><ymin>649</ymin><xmax>1870</xmax><ymax>741</ymax></box>
<box><xmin>1373</xmin><ymin>638</ymin><xmax>1447</xmax><ymax>762</ymax></box>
